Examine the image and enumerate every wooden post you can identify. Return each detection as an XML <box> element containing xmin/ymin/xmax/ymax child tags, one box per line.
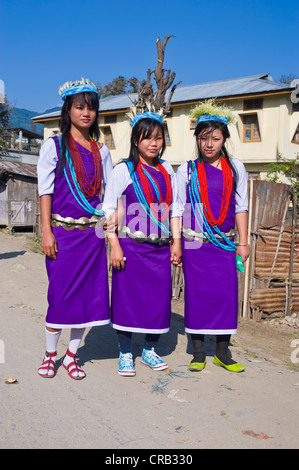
<box><xmin>18</xmin><ymin>130</ymin><xmax>23</xmax><ymax>150</ymax></box>
<box><xmin>286</xmin><ymin>188</ymin><xmax>297</xmax><ymax>315</ymax></box>
<box><xmin>266</xmin><ymin>194</ymin><xmax>291</xmax><ymax>288</ymax></box>
<box><xmin>242</xmin><ymin>178</ymin><xmax>254</xmax><ymax>318</ymax></box>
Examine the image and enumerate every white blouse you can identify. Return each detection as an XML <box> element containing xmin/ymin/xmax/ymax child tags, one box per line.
<box><xmin>37</xmin><ymin>137</ymin><xmax>113</xmax><ymax>196</ymax></box>
<box><xmin>102</xmin><ymin>159</ymin><xmax>181</xmax><ymax>219</ymax></box>
<box><xmin>175</xmin><ymin>157</ymin><xmax>249</xmax><ymax>216</ymax></box>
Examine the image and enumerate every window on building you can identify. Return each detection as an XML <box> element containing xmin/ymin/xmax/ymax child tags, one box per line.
<box><xmin>243</xmin><ymin>114</ymin><xmax>261</xmax><ymax>142</ymax></box>
<box><xmin>164</xmin><ymin>123</ymin><xmax>171</xmax><ymax>146</ymax></box>
<box><xmin>248</xmin><ymin>171</ymin><xmax>260</xmax><ymax>180</ymax></box>
<box><xmin>103</xmin><ymin>127</ymin><xmax>115</xmax><ymax>149</ymax></box>
<box><xmin>104</xmin><ymin>114</ymin><xmax>117</xmax><ymax>124</ymax></box>
<box><xmin>243</xmin><ymin>98</ymin><xmax>263</xmax><ymax>111</ymax></box>
<box><xmin>292</xmin><ymin>124</ymin><xmax>299</xmax><ymax>144</ymax></box>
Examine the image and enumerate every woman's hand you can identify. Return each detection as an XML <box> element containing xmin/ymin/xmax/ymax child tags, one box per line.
<box><xmin>170</xmin><ymin>217</ymin><xmax>182</xmax><ymax>267</ymax></box>
<box><xmin>40</xmin><ymin>194</ymin><xmax>57</xmax><ymax>259</ymax></box>
<box><xmin>170</xmin><ymin>240</ymin><xmax>182</xmax><ymax>267</ymax></box>
<box><xmin>236</xmin><ymin>244</ymin><xmax>250</xmax><ymax>263</ymax></box>
<box><xmin>104</xmin><ymin>200</ymin><xmax>125</xmax><ymax>233</ymax></box>
<box><xmin>105</xmin><ymin>212</ymin><xmax>120</xmax><ymax>232</ymax></box>
<box><xmin>110</xmin><ymin>239</ymin><xmax>126</xmax><ymax>270</ymax></box>
<box><xmin>41</xmin><ymin>231</ymin><xmax>58</xmax><ymax>260</ymax></box>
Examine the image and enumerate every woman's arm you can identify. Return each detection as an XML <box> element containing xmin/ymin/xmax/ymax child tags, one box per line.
<box><xmin>106</xmin><ymin>230</ymin><xmax>125</xmax><ymax>271</ymax></box>
<box><xmin>235</xmin><ymin>211</ymin><xmax>250</xmax><ymax>262</ymax></box>
<box><xmin>37</xmin><ymin>139</ymin><xmax>59</xmax><ymax>260</ymax></box>
<box><xmin>170</xmin><ymin>216</ymin><xmax>182</xmax><ymax>266</ymax></box>
<box><xmin>40</xmin><ymin>195</ymin><xmax>58</xmax><ymax>260</ymax></box>
<box><xmin>232</xmin><ymin>159</ymin><xmax>250</xmax><ymax>263</ymax></box>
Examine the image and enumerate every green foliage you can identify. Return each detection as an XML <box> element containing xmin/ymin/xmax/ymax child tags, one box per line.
<box><xmin>96</xmin><ymin>76</ymin><xmax>140</xmax><ymax>98</ymax></box>
<box><xmin>0</xmin><ymin>97</ymin><xmax>12</xmax><ymax>154</ymax></box>
<box><xmin>265</xmin><ymin>153</ymin><xmax>299</xmax><ymax>197</ymax></box>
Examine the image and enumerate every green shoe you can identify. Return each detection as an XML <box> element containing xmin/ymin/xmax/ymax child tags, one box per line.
<box><xmin>189</xmin><ymin>358</ymin><xmax>206</xmax><ymax>372</ymax></box>
<box><xmin>213</xmin><ymin>355</ymin><xmax>245</xmax><ymax>373</ymax></box>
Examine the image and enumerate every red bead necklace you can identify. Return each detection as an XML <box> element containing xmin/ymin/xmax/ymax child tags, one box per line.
<box><xmin>136</xmin><ymin>160</ymin><xmax>173</xmax><ymax>221</ymax></box>
<box><xmin>196</xmin><ymin>157</ymin><xmax>233</xmax><ymax>226</ymax></box>
<box><xmin>68</xmin><ymin>134</ymin><xmax>102</xmax><ymax>198</ymax></box>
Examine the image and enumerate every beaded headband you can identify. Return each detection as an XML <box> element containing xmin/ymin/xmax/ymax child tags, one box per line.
<box><xmin>197</xmin><ymin>114</ymin><xmax>228</xmax><ymax>125</ymax></box>
<box><xmin>59</xmin><ymin>78</ymin><xmax>98</xmax><ymax>101</ymax></box>
<box><xmin>130</xmin><ymin>112</ymin><xmax>163</xmax><ymax>128</ymax></box>
<box><xmin>191</xmin><ymin>99</ymin><xmax>236</xmax><ymax>126</ymax></box>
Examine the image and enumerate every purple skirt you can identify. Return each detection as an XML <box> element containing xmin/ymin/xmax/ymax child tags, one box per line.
<box><xmin>181</xmin><ymin>161</ymin><xmax>238</xmax><ymax>335</ymax></box>
<box><xmin>182</xmin><ymin>237</ymin><xmax>238</xmax><ymax>334</ymax></box>
<box><xmin>111</xmin><ymin>238</ymin><xmax>172</xmax><ymax>334</ymax></box>
<box><xmin>45</xmin><ymin>225</ymin><xmax>110</xmax><ymax>329</ymax></box>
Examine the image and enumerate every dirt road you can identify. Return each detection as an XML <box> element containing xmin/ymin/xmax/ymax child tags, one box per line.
<box><xmin>1</xmin><ymin>230</ymin><xmax>299</xmax><ymax>451</ymax></box>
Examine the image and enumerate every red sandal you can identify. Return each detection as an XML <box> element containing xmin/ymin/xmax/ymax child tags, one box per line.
<box><xmin>62</xmin><ymin>349</ymin><xmax>86</xmax><ymax>380</ymax></box>
<box><xmin>38</xmin><ymin>351</ymin><xmax>57</xmax><ymax>378</ymax></box>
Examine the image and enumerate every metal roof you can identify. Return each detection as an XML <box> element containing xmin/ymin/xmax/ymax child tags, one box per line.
<box><xmin>32</xmin><ymin>109</ymin><xmax>62</xmax><ymax>120</ymax></box>
<box><xmin>8</xmin><ymin>127</ymin><xmax>43</xmax><ymax>139</ymax></box>
<box><xmin>0</xmin><ymin>160</ymin><xmax>37</xmax><ymax>179</ymax></box>
<box><xmin>32</xmin><ymin>73</ymin><xmax>293</xmax><ymax>121</ymax></box>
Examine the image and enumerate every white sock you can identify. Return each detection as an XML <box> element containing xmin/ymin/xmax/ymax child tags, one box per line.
<box><xmin>63</xmin><ymin>328</ymin><xmax>85</xmax><ymax>378</ymax></box>
<box><xmin>45</xmin><ymin>328</ymin><xmax>61</xmax><ymax>353</ymax></box>
<box><xmin>68</xmin><ymin>328</ymin><xmax>85</xmax><ymax>355</ymax></box>
<box><xmin>38</xmin><ymin>329</ymin><xmax>61</xmax><ymax>377</ymax></box>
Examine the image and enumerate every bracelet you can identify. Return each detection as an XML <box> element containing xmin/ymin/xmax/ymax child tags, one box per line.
<box><xmin>238</xmin><ymin>243</ymin><xmax>249</xmax><ymax>246</ymax></box>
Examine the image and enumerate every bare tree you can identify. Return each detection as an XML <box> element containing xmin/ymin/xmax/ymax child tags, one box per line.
<box><xmin>131</xmin><ymin>34</ymin><xmax>181</xmax><ymax>116</ymax></box>
<box><xmin>279</xmin><ymin>73</ymin><xmax>298</xmax><ymax>85</ymax></box>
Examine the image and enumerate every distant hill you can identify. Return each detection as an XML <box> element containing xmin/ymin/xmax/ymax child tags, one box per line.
<box><xmin>8</xmin><ymin>106</ymin><xmax>61</xmax><ymax>137</ymax></box>
<box><xmin>42</xmin><ymin>106</ymin><xmax>62</xmax><ymax>114</ymax></box>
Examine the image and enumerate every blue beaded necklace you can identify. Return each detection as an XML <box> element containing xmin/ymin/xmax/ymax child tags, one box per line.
<box><xmin>188</xmin><ymin>161</ymin><xmax>236</xmax><ymax>251</ymax></box>
<box><xmin>126</xmin><ymin>160</ymin><xmax>171</xmax><ymax>236</ymax></box>
<box><xmin>59</xmin><ymin>137</ymin><xmax>105</xmax><ymax>217</ymax></box>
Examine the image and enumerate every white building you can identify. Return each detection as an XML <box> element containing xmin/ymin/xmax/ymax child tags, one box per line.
<box><xmin>33</xmin><ymin>73</ymin><xmax>299</xmax><ymax>179</ymax></box>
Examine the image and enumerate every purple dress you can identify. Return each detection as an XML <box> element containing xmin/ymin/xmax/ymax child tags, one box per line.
<box><xmin>182</xmin><ymin>160</ymin><xmax>238</xmax><ymax>335</ymax></box>
<box><xmin>111</xmin><ymin>163</ymin><xmax>172</xmax><ymax>334</ymax></box>
<box><xmin>45</xmin><ymin>137</ymin><xmax>110</xmax><ymax>329</ymax></box>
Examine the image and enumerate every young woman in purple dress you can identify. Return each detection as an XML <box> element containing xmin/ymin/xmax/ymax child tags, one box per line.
<box><xmin>37</xmin><ymin>79</ymin><xmax>113</xmax><ymax>380</ymax></box>
<box><xmin>102</xmin><ymin>112</ymin><xmax>182</xmax><ymax>377</ymax></box>
<box><xmin>176</xmin><ymin>102</ymin><xmax>250</xmax><ymax>373</ymax></box>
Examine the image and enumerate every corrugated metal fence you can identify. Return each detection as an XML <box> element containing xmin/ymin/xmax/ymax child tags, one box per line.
<box><xmin>172</xmin><ymin>179</ymin><xmax>298</xmax><ymax>321</ymax></box>
<box><xmin>244</xmin><ymin>179</ymin><xmax>298</xmax><ymax>320</ymax></box>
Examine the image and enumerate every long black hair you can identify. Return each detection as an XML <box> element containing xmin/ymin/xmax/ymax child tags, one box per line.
<box><xmin>194</xmin><ymin>120</ymin><xmax>237</xmax><ymax>193</ymax></box>
<box><xmin>59</xmin><ymin>91</ymin><xmax>99</xmax><ymax>172</ymax></box>
<box><xmin>128</xmin><ymin>118</ymin><xmax>166</xmax><ymax>171</ymax></box>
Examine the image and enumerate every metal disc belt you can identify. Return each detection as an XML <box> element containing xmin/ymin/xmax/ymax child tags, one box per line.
<box><xmin>51</xmin><ymin>213</ymin><xmax>106</xmax><ymax>231</ymax></box>
<box><xmin>120</xmin><ymin>226</ymin><xmax>171</xmax><ymax>246</ymax></box>
<box><xmin>182</xmin><ymin>227</ymin><xmax>235</xmax><ymax>243</ymax></box>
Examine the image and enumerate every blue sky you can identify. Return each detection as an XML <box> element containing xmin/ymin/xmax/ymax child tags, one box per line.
<box><xmin>1</xmin><ymin>0</ymin><xmax>297</xmax><ymax>113</ymax></box>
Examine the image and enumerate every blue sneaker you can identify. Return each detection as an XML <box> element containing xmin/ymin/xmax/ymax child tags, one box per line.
<box><xmin>118</xmin><ymin>352</ymin><xmax>135</xmax><ymax>376</ymax></box>
<box><xmin>140</xmin><ymin>348</ymin><xmax>168</xmax><ymax>371</ymax></box>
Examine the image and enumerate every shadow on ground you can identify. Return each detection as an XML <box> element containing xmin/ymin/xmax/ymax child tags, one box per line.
<box><xmin>77</xmin><ymin>311</ymin><xmax>224</xmax><ymax>367</ymax></box>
